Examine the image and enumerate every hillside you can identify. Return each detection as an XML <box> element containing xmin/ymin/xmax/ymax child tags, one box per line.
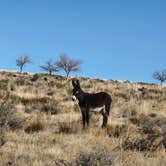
<box><xmin>0</xmin><ymin>70</ymin><xmax>166</xmax><ymax>166</ymax></box>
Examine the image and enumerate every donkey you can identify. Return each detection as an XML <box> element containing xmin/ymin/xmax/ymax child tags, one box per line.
<box><xmin>72</xmin><ymin>79</ymin><xmax>112</xmax><ymax>128</ymax></box>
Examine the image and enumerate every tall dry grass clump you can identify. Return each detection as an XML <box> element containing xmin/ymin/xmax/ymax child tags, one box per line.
<box><xmin>24</xmin><ymin>112</ymin><xmax>46</xmax><ymax>133</ymax></box>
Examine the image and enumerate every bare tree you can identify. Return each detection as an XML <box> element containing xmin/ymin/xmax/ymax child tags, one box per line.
<box><xmin>153</xmin><ymin>69</ymin><xmax>166</xmax><ymax>85</ymax></box>
<box><xmin>56</xmin><ymin>54</ymin><xmax>81</xmax><ymax>79</ymax></box>
<box><xmin>16</xmin><ymin>54</ymin><xmax>31</xmax><ymax>73</ymax></box>
<box><xmin>40</xmin><ymin>60</ymin><xmax>59</xmax><ymax>75</ymax></box>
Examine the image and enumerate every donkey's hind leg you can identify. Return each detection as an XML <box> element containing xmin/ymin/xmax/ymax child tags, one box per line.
<box><xmin>101</xmin><ymin>110</ymin><xmax>108</xmax><ymax>128</ymax></box>
<box><xmin>81</xmin><ymin>109</ymin><xmax>86</xmax><ymax>129</ymax></box>
<box><xmin>102</xmin><ymin>101</ymin><xmax>111</xmax><ymax>128</ymax></box>
<box><xmin>105</xmin><ymin>101</ymin><xmax>111</xmax><ymax>116</ymax></box>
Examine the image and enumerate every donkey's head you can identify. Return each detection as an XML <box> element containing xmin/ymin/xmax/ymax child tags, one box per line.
<box><xmin>72</xmin><ymin>79</ymin><xmax>82</xmax><ymax>101</ymax></box>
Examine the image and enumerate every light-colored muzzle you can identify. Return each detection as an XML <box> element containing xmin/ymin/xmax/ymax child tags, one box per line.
<box><xmin>72</xmin><ymin>95</ymin><xmax>77</xmax><ymax>101</ymax></box>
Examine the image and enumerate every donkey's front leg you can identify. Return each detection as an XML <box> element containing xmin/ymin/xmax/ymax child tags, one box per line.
<box><xmin>81</xmin><ymin>109</ymin><xmax>86</xmax><ymax>129</ymax></box>
<box><xmin>85</xmin><ymin>109</ymin><xmax>90</xmax><ymax>127</ymax></box>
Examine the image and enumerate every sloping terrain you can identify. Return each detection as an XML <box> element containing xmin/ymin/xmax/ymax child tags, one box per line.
<box><xmin>0</xmin><ymin>70</ymin><xmax>166</xmax><ymax>166</ymax></box>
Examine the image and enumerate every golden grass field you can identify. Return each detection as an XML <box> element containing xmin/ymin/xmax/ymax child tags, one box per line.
<box><xmin>0</xmin><ymin>70</ymin><xmax>166</xmax><ymax>166</ymax></box>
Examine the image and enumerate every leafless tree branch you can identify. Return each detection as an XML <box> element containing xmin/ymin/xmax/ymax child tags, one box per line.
<box><xmin>153</xmin><ymin>69</ymin><xmax>166</xmax><ymax>85</ymax></box>
<box><xmin>56</xmin><ymin>54</ymin><xmax>82</xmax><ymax>78</ymax></box>
<box><xmin>16</xmin><ymin>54</ymin><xmax>31</xmax><ymax>73</ymax></box>
<box><xmin>40</xmin><ymin>60</ymin><xmax>59</xmax><ymax>75</ymax></box>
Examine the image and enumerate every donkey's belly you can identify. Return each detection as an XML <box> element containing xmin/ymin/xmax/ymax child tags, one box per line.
<box><xmin>89</xmin><ymin>105</ymin><xmax>105</xmax><ymax>112</ymax></box>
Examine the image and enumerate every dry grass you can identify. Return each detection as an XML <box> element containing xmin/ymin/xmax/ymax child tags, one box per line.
<box><xmin>0</xmin><ymin>71</ymin><xmax>166</xmax><ymax>165</ymax></box>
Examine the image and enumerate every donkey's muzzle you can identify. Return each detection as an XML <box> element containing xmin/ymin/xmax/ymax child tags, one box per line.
<box><xmin>72</xmin><ymin>95</ymin><xmax>77</xmax><ymax>101</ymax></box>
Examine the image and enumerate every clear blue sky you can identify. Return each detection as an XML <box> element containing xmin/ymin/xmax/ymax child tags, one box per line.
<box><xmin>0</xmin><ymin>0</ymin><xmax>166</xmax><ymax>83</ymax></box>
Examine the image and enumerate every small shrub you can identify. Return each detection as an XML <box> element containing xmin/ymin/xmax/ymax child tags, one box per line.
<box><xmin>138</xmin><ymin>113</ymin><xmax>166</xmax><ymax>130</ymax></box>
<box><xmin>54</xmin><ymin>159</ymin><xmax>72</xmax><ymax>166</ymax></box>
<box><xmin>20</xmin><ymin>96</ymin><xmax>48</xmax><ymax>106</ymax></box>
<box><xmin>0</xmin><ymin>79</ymin><xmax>9</xmax><ymax>91</ymax></box>
<box><xmin>73</xmin><ymin>104</ymin><xmax>80</xmax><ymax>112</ymax></box>
<box><xmin>94</xmin><ymin>78</ymin><xmax>105</xmax><ymax>83</ymax></box>
<box><xmin>10</xmin><ymin>83</ymin><xmax>15</xmax><ymax>91</ymax></box>
<box><xmin>107</xmin><ymin>124</ymin><xmax>127</xmax><ymax>138</ymax></box>
<box><xmin>75</xmin><ymin>149</ymin><xmax>112</xmax><ymax>166</ymax></box>
<box><xmin>114</xmin><ymin>92</ymin><xmax>129</xmax><ymax>100</ymax></box>
<box><xmin>47</xmin><ymin>91</ymin><xmax>54</xmax><ymax>96</ymax></box>
<box><xmin>121</xmin><ymin>106</ymin><xmax>137</xmax><ymax>118</ymax></box>
<box><xmin>0</xmin><ymin>102</ymin><xmax>22</xmax><ymax>146</ymax></box>
<box><xmin>24</xmin><ymin>106</ymin><xmax>32</xmax><ymax>113</ymax></box>
<box><xmin>58</xmin><ymin>121</ymin><xmax>81</xmax><ymax>134</ymax></box>
<box><xmin>16</xmin><ymin>78</ymin><xmax>25</xmax><ymax>86</ymax></box>
<box><xmin>41</xmin><ymin>100</ymin><xmax>58</xmax><ymax>114</ymax></box>
<box><xmin>8</xmin><ymin>116</ymin><xmax>22</xmax><ymax>130</ymax></box>
<box><xmin>24</xmin><ymin>120</ymin><xmax>45</xmax><ymax>133</ymax></box>
<box><xmin>48</xmin><ymin>81</ymin><xmax>55</xmax><ymax>88</ymax></box>
<box><xmin>0</xmin><ymin>128</ymin><xmax>6</xmax><ymax>146</ymax></box>
<box><xmin>31</xmin><ymin>74</ymin><xmax>39</xmax><ymax>82</ymax></box>
<box><xmin>55</xmin><ymin>82</ymin><xmax>64</xmax><ymax>89</ymax></box>
<box><xmin>24</xmin><ymin>112</ymin><xmax>46</xmax><ymax>133</ymax></box>
<box><xmin>127</xmin><ymin>113</ymin><xmax>166</xmax><ymax>151</ymax></box>
<box><xmin>123</xmin><ymin>134</ymin><xmax>164</xmax><ymax>152</ymax></box>
<box><xmin>129</xmin><ymin>113</ymin><xmax>146</xmax><ymax>126</ymax></box>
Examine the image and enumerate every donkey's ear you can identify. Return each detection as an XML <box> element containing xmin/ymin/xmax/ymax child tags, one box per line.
<box><xmin>76</xmin><ymin>80</ymin><xmax>80</xmax><ymax>88</ymax></box>
<box><xmin>72</xmin><ymin>79</ymin><xmax>77</xmax><ymax>87</ymax></box>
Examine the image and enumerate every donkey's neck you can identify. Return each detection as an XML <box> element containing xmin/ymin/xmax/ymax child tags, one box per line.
<box><xmin>77</xmin><ymin>90</ymin><xmax>88</xmax><ymax>107</ymax></box>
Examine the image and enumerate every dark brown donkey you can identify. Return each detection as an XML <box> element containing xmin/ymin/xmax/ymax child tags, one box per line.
<box><xmin>72</xmin><ymin>79</ymin><xmax>112</xmax><ymax>128</ymax></box>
